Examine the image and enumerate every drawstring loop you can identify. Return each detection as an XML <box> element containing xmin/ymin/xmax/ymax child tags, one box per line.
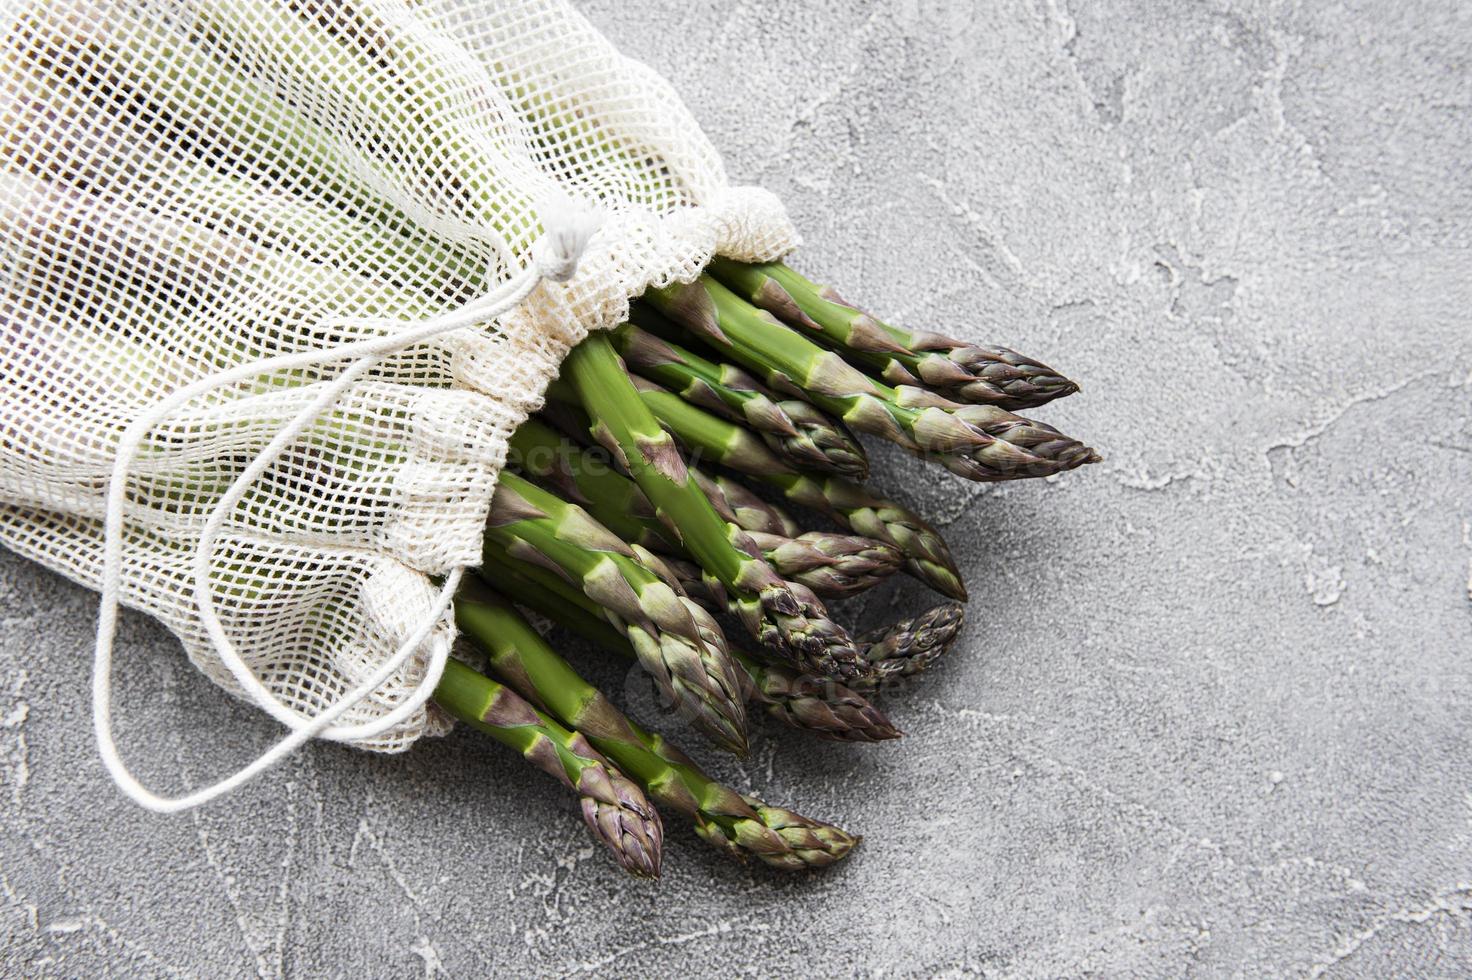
<box><xmin>92</xmin><ymin>202</ymin><xmax>602</xmax><ymax>814</ymax></box>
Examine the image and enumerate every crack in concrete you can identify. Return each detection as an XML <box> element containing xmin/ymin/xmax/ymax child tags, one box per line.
<box><xmin>348</xmin><ymin>812</ymin><xmax>446</xmax><ymax>978</ymax></box>
<box><xmin>1264</xmin><ymin>369</ymin><xmax>1447</xmax><ymax>482</ymax></box>
<box><xmin>555</xmin><ymin>920</ymin><xmax>772</xmax><ymax>977</ymax></box>
<box><xmin>1309</xmin><ymin>882</ymin><xmax>1472</xmax><ymax>977</ymax></box>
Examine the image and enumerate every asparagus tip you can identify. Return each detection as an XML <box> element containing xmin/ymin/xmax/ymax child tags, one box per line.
<box><xmin>755</xmin><ymin>666</ymin><xmax>904</xmax><ymax>742</ymax></box>
<box><xmin>852</xmin><ymin>599</ymin><xmax>967</xmax><ymax>691</ymax></box>
<box><xmin>582</xmin><ymin>771</ymin><xmax>665</xmax><ymax>879</ymax></box>
<box><xmin>904</xmin><ymin>558</ymin><xmax>968</xmax><ymax>603</ymax></box>
<box><xmin>699</xmin><ymin>796</ymin><xmax>863</xmax><ymax>871</ymax></box>
<box><xmin>743</xmin><ymin>795</ymin><xmax>863</xmax><ymax>870</ymax></box>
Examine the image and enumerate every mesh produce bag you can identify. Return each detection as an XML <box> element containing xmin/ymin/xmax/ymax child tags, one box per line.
<box><xmin>0</xmin><ymin>0</ymin><xmax>796</xmax><ymax>808</ymax></box>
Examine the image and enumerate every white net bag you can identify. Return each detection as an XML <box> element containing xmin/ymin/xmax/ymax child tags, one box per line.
<box><xmin>0</xmin><ymin>0</ymin><xmax>797</xmax><ymax>809</ymax></box>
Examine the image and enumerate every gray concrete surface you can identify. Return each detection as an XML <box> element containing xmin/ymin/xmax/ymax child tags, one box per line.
<box><xmin>4</xmin><ymin>1</ymin><xmax>1471</xmax><ymax>976</ymax></box>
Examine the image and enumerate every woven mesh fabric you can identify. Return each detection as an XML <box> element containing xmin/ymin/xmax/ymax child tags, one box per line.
<box><xmin>0</xmin><ymin>0</ymin><xmax>796</xmax><ymax>752</ymax></box>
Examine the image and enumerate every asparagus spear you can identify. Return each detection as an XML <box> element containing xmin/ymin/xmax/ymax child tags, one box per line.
<box><xmin>484</xmin><ymin>472</ymin><xmax>749</xmax><ymax>755</ymax></box>
<box><xmin>478</xmin><ymin>556</ymin><xmax>900</xmax><ymax>743</ymax></box>
<box><xmin>494</xmin><ymin>542</ymin><xmax>955</xmax><ymax>703</ymax></box>
<box><xmin>668</xmin><ymin>560</ymin><xmax>967</xmax><ymax>691</ymax></box>
<box><xmin>612</xmin><ymin>315</ymin><xmax>867</xmax><ymax>480</ymax></box>
<box><xmin>689</xmin><ymin>468</ymin><xmax>802</xmax><ymax>538</ymax></box>
<box><xmin>433</xmin><ymin>658</ymin><xmax>662</xmax><ymax>878</ymax></box>
<box><xmin>455</xmin><ymin>588</ymin><xmax>862</xmax><ymax>868</ymax></box>
<box><xmin>741</xmin><ymin>530</ymin><xmax>900</xmax><ymax>598</ymax></box>
<box><xmin>534</xmin><ymin>406</ymin><xmax>804</xmax><ymax>538</ymax></box>
<box><xmin>508</xmin><ymin>419</ymin><xmax>900</xmax><ymax>597</ymax></box>
<box><xmin>706</xmin><ymin>259</ymin><xmax>1079</xmax><ymax>409</ymax></box>
<box><xmin>850</xmin><ymin>602</ymin><xmax>968</xmax><ymax>693</ymax></box>
<box><xmin>639</xmin><ymin>279</ymin><xmax>1099</xmax><ymax>481</ymax></box>
<box><xmin>658</xmin><ymin>548</ymin><xmax>965</xmax><ymax>692</ymax></box>
<box><xmin>548</xmin><ymin>379</ymin><xmax>967</xmax><ymax>601</ymax></box>
<box><xmin>509</xmin><ymin>417</ymin><xmax>669</xmax><ymax>550</ymax></box>
<box><xmin>658</xmin><ymin>533</ymin><xmax>898</xmax><ymax>600</ymax></box>
<box><xmin>559</xmin><ymin>334</ymin><xmax>862</xmax><ymax>679</ymax></box>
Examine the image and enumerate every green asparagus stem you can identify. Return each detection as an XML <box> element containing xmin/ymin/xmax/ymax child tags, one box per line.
<box><xmin>508</xmin><ymin>419</ymin><xmax>900</xmax><ymax>597</ymax></box>
<box><xmin>850</xmin><ymin>602</ymin><xmax>968</xmax><ymax>693</ymax></box>
<box><xmin>665</xmin><ymin>535</ymin><xmax>894</xmax><ymax>603</ymax></box>
<box><xmin>483</xmin><ymin>471</ymin><xmax>749</xmax><ymax>755</ymax></box>
<box><xmin>658</xmin><ymin>555</ymin><xmax>963</xmax><ymax>690</ymax></box>
<box><xmin>689</xmin><ymin>467</ymin><xmax>803</xmax><ymax>537</ymax></box>
<box><xmin>549</xmin><ymin>379</ymin><xmax>967</xmax><ymax>601</ymax></box>
<box><xmin>743</xmin><ymin>530</ymin><xmax>902</xmax><ymax>598</ymax></box>
<box><xmin>639</xmin><ymin>279</ymin><xmax>1099</xmax><ymax>481</ymax></box>
<box><xmin>509</xmin><ymin>418</ymin><xmax>671</xmax><ymax>550</ymax></box>
<box><xmin>706</xmin><ymin>258</ymin><xmax>1079</xmax><ymax>409</ymax></box>
<box><xmin>534</xmin><ymin>407</ymin><xmax>805</xmax><ymax>538</ymax></box>
<box><xmin>657</xmin><ymin>557</ymin><xmax>923</xmax><ymax>680</ymax></box>
<box><xmin>661</xmin><ymin>554</ymin><xmax>965</xmax><ymax>693</ymax></box>
<box><xmin>433</xmin><ymin>658</ymin><xmax>662</xmax><ymax>878</ymax></box>
<box><xmin>560</xmin><ymin>334</ymin><xmax>862</xmax><ymax>678</ymax></box>
<box><xmin>479</xmin><ymin>556</ymin><xmax>900</xmax><ymax>743</ymax></box>
<box><xmin>747</xmin><ymin>664</ymin><xmax>900</xmax><ymax>743</ymax></box>
<box><xmin>613</xmin><ymin>315</ymin><xmax>867</xmax><ymax>480</ymax></box>
<box><xmin>455</xmin><ymin>586</ymin><xmax>863</xmax><ymax>868</ymax></box>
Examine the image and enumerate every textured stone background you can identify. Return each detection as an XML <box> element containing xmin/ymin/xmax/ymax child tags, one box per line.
<box><xmin>4</xmin><ymin>1</ymin><xmax>1471</xmax><ymax>976</ymax></box>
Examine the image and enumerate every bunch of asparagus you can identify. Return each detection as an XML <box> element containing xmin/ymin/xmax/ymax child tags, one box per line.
<box><xmin>437</xmin><ymin>260</ymin><xmax>1096</xmax><ymax>877</ymax></box>
<box><xmin>6</xmin><ymin>2</ymin><xmax>1097</xmax><ymax>878</ymax></box>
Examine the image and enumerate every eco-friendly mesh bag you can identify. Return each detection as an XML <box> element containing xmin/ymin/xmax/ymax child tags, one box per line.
<box><xmin>0</xmin><ymin>0</ymin><xmax>796</xmax><ymax>807</ymax></box>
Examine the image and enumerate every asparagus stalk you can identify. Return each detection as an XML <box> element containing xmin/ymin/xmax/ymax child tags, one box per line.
<box><xmin>455</xmin><ymin>587</ymin><xmax>862</xmax><ymax>868</ymax></box>
<box><xmin>549</xmin><ymin>379</ymin><xmax>967</xmax><ymax>601</ymax></box>
<box><xmin>509</xmin><ymin>417</ymin><xmax>670</xmax><ymax>550</ymax></box>
<box><xmin>559</xmin><ymin>334</ymin><xmax>862</xmax><ymax>679</ymax></box>
<box><xmin>433</xmin><ymin>658</ymin><xmax>662</xmax><ymax>878</ymax></box>
<box><xmin>850</xmin><ymin>602</ymin><xmax>968</xmax><ymax>693</ymax></box>
<box><xmin>662</xmin><ymin>552</ymin><xmax>964</xmax><ymax>690</ymax></box>
<box><xmin>659</xmin><ymin>533</ymin><xmax>898</xmax><ymax>601</ymax></box>
<box><xmin>689</xmin><ymin>468</ymin><xmax>803</xmax><ymax>538</ymax></box>
<box><xmin>639</xmin><ymin>279</ymin><xmax>1099</xmax><ymax>481</ymax></box>
<box><xmin>508</xmin><ymin>419</ymin><xmax>900</xmax><ymax>597</ymax></box>
<box><xmin>493</xmin><ymin>545</ymin><xmax>955</xmax><ymax>701</ymax></box>
<box><xmin>534</xmin><ymin>406</ymin><xmax>805</xmax><ymax>539</ymax></box>
<box><xmin>671</xmin><ymin>564</ymin><xmax>967</xmax><ymax>691</ymax></box>
<box><xmin>706</xmin><ymin>259</ymin><xmax>1079</xmax><ymax>409</ymax></box>
<box><xmin>741</xmin><ymin>530</ymin><xmax>900</xmax><ymax>598</ymax></box>
<box><xmin>612</xmin><ymin>315</ymin><xmax>867</xmax><ymax>480</ymax></box>
<box><xmin>484</xmin><ymin>472</ymin><xmax>749</xmax><ymax>755</ymax></box>
<box><xmin>478</xmin><ymin>557</ymin><xmax>900</xmax><ymax>743</ymax></box>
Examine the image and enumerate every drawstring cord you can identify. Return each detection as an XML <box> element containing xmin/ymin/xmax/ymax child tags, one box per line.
<box><xmin>92</xmin><ymin>203</ymin><xmax>602</xmax><ymax>813</ymax></box>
